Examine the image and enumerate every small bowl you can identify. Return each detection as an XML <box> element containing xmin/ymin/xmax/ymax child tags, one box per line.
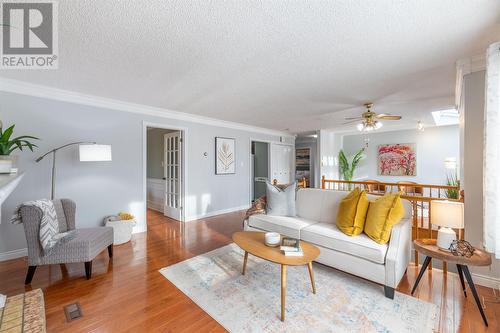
<box><xmin>265</xmin><ymin>232</ymin><xmax>281</xmax><ymax>247</ymax></box>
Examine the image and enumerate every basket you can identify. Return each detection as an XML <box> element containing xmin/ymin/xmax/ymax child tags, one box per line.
<box><xmin>105</xmin><ymin>220</ymin><xmax>136</xmax><ymax>245</ymax></box>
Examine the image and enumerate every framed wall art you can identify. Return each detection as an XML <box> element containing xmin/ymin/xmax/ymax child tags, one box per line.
<box><xmin>378</xmin><ymin>143</ymin><xmax>416</xmax><ymax>176</ymax></box>
<box><xmin>215</xmin><ymin>137</ymin><xmax>235</xmax><ymax>174</ymax></box>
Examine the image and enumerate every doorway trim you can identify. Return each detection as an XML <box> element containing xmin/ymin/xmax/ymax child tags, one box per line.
<box><xmin>248</xmin><ymin>138</ymin><xmax>294</xmax><ymax>206</ymax></box>
<box><xmin>143</xmin><ymin>121</ymin><xmax>188</xmax><ymax>224</ymax></box>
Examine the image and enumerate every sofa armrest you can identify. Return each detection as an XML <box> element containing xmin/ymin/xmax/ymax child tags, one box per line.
<box><xmin>385</xmin><ymin>218</ymin><xmax>412</xmax><ymax>288</ymax></box>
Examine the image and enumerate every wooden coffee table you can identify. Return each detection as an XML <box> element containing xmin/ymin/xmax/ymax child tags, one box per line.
<box><xmin>232</xmin><ymin>231</ymin><xmax>320</xmax><ymax>321</ymax></box>
<box><xmin>411</xmin><ymin>239</ymin><xmax>492</xmax><ymax>326</ymax></box>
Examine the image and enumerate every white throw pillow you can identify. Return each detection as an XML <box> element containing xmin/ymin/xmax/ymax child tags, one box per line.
<box><xmin>266</xmin><ymin>182</ymin><xmax>296</xmax><ymax>217</ymax></box>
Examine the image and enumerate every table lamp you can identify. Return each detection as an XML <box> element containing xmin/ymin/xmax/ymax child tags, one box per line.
<box><xmin>431</xmin><ymin>200</ymin><xmax>464</xmax><ymax>250</ymax></box>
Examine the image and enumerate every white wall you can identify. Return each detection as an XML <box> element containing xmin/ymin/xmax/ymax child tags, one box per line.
<box><xmin>342</xmin><ymin>125</ymin><xmax>460</xmax><ymax>185</ymax></box>
<box><xmin>0</xmin><ymin>91</ymin><xmax>289</xmax><ymax>257</ymax></box>
<box><xmin>462</xmin><ymin>71</ymin><xmax>500</xmax><ymax>287</ymax></box>
<box><xmin>319</xmin><ymin>130</ymin><xmax>343</xmax><ymax>182</ymax></box>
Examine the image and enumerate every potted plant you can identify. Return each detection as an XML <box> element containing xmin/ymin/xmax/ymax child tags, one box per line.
<box><xmin>0</xmin><ymin>123</ymin><xmax>39</xmax><ymax>173</ymax></box>
<box><xmin>338</xmin><ymin>148</ymin><xmax>365</xmax><ymax>181</ymax></box>
<box><xmin>445</xmin><ymin>172</ymin><xmax>460</xmax><ymax>199</ymax></box>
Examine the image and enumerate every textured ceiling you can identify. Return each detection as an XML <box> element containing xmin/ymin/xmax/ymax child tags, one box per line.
<box><xmin>1</xmin><ymin>1</ymin><xmax>499</xmax><ymax>133</ymax></box>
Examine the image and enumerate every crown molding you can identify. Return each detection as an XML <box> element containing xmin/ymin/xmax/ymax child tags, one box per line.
<box><xmin>0</xmin><ymin>77</ymin><xmax>293</xmax><ymax>138</ymax></box>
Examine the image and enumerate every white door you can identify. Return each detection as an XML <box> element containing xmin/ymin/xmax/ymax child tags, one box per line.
<box><xmin>164</xmin><ymin>131</ymin><xmax>183</xmax><ymax>221</ymax></box>
<box><xmin>271</xmin><ymin>143</ymin><xmax>294</xmax><ymax>184</ymax></box>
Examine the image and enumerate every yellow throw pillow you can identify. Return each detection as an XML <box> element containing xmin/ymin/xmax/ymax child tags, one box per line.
<box><xmin>336</xmin><ymin>188</ymin><xmax>369</xmax><ymax>236</ymax></box>
<box><xmin>364</xmin><ymin>193</ymin><xmax>405</xmax><ymax>244</ymax></box>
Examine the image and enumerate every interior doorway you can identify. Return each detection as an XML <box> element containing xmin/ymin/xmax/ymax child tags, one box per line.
<box><xmin>251</xmin><ymin>141</ymin><xmax>269</xmax><ymax>201</ymax></box>
<box><xmin>146</xmin><ymin>125</ymin><xmax>185</xmax><ymax>223</ymax></box>
<box><xmin>250</xmin><ymin>140</ymin><xmax>294</xmax><ymax>202</ymax></box>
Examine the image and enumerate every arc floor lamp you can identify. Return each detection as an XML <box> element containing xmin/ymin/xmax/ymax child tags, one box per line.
<box><xmin>36</xmin><ymin>142</ymin><xmax>112</xmax><ymax>199</ymax></box>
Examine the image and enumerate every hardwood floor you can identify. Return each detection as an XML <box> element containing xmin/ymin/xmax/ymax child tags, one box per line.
<box><xmin>0</xmin><ymin>209</ymin><xmax>498</xmax><ymax>332</ymax></box>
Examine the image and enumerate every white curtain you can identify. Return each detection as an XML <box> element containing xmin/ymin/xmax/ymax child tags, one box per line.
<box><xmin>484</xmin><ymin>42</ymin><xmax>500</xmax><ymax>259</ymax></box>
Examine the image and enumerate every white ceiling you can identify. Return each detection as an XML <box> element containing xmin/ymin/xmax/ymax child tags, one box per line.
<box><xmin>1</xmin><ymin>1</ymin><xmax>499</xmax><ymax>133</ymax></box>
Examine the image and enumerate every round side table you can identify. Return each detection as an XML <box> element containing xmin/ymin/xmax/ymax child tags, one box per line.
<box><xmin>411</xmin><ymin>239</ymin><xmax>492</xmax><ymax>326</ymax></box>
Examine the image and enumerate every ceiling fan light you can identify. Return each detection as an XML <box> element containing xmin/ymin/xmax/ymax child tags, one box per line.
<box><xmin>375</xmin><ymin>121</ymin><xmax>383</xmax><ymax>129</ymax></box>
<box><xmin>417</xmin><ymin>121</ymin><xmax>425</xmax><ymax>131</ymax></box>
<box><xmin>357</xmin><ymin>123</ymin><xmax>364</xmax><ymax>131</ymax></box>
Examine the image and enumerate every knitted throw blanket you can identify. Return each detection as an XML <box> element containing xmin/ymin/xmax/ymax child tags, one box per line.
<box><xmin>11</xmin><ymin>200</ymin><xmax>75</xmax><ymax>255</ymax></box>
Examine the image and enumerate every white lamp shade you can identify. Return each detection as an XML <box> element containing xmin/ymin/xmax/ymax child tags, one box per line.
<box><xmin>79</xmin><ymin>144</ymin><xmax>112</xmax><ymax>162</ymax></box>
<box><xmin>431</xmin><ymin>200</ymin><xmax>464</xmax><ymax>229</ymax></box>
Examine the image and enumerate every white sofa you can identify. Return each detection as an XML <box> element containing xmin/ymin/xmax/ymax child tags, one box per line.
<box><xmin>244</xmin><ymin>188</ymin><xmax>412</xmax><ymax>298</ymax></box>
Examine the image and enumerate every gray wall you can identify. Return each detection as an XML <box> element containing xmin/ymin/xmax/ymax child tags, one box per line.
<box><xmin>462</xmin><ymin>71</ymin><xmax>500</xmax><ymax>282</ymax></box>
<box><xmin>0</xmin><ymin>91</ymin><xmax>284</xmax><ymax>255</ymax></box>
<box><xmin>342</xmin><ymin>125</ymin><xmax>460</xmax><ymax>184</ymax></box>
<box><xmin>147</xmin><ymin>128</ymin><xmax>174</xmax><ymax>179</ymax></box>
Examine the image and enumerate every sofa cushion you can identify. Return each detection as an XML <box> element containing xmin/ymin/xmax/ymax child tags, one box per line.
<box><xmin>365</xmin><ymin>193</ymin><xmax>405</xmax><ymax>244</ymax></box>
<box><xmin>336</xmin><ymin>188</ymin><xmax>369</xmax><ymax>236</ymax></box>
<box><xmin>296</xmin><ymin>188</ymin><xmax>345</xmax><ymax>223</ymax></box>
<box><xmin>296</xmin><ymin>189</ymin><xmax>412</xmax><ymax>224</ymax></box>
<box><xmin>266</xmin><ymin>182</ymin><xmax>296</xmax><ymax>216</ymax></box>
<box><xmin>248</xmin><ymin>214</ymin><xmax>318</xmax><ymax>239</ymax></box>
<box><xmin>38</xmin><ymin>227</ymin><xmax>114</xmax><ymax>265</ymax></box>
<box><xmin>301</xmin><ymin>222</ymin><xmax>388</xmax><ymax>264</ymax></box>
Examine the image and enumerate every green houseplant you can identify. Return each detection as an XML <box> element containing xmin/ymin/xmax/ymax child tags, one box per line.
<box><xmin>0</xmin><ymin>123</ymin><xmax>39</xmax><ymax>173</ymax></box>
<box><xmin>445</xmin><ymin>172</ymin><xmax>459</xmax><ymax>199</ymax></box>
<box><xmin>338</xmin><ymin>148</ymin><xmax>365</xmax><ymax>181</ymax></box>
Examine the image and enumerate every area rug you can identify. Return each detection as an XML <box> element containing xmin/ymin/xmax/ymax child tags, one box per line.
<box><xmin>160</xmin><ymin>244</ymin><xmax>438</xmax><ymax>333</ymax></box>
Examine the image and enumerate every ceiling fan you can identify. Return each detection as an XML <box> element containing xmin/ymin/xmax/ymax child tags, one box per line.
<box><xmin>344</xmin><ymin>103</ymin><xmax>402</xmax><ymax>131</ymax></box>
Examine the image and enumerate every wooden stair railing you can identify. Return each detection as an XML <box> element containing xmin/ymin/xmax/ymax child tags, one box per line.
<box><xmin>273</xmin><ymin>177</ymin><xmax>308</xmax><ymax>188</ymax></box>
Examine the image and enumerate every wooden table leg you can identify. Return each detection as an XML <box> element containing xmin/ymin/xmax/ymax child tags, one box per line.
<box><xmin>462</xmin><ymin>265</ymin><xmax>488</xmax><ymax>326</ymax></box>
<box><xmin>411</xmin><ymin>256</ymin><xmax>432</xmax><ymax>295</ymax></box>
<box><xmin>307</xmin><ymin>262</ymin><xmax>316</xmax><ymax>294</ymax></box>
<box><xmin>281</xmin><ymin>264</ymin><xmax>286</xmax><ymax>322</ymax></box>
<box><xmin>242</xmin><ymin>251</ymin><xmax>248</xmax><ymax>275</ymax></box>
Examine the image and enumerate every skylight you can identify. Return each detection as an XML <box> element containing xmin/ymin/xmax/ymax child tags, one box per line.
<box><xmin>431</xmin><ymin>108</ymin><xmax>459</xmax><ymax>126</ymax></box>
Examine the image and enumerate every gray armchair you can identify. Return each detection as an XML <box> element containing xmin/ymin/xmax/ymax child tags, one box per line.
<box><xmin>20</xmin><ymin>199</ymin><xmax>114</xmax><ymax>284</ymax></box>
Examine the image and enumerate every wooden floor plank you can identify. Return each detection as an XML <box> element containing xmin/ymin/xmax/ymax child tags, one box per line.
<box><xmin>0</xmin><ymin>209</ymin><xmax>497</xmax><ymax>332</ymax></box>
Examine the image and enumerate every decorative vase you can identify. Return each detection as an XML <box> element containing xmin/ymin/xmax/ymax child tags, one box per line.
<box><xmin>105</xmin><ymin>219</ymin><xmax>136</xmax><ymax>245</ymax></box>
<box><xmin>0</xmin><ymin>156</ymin><xmax>13</xmax><ymax>174</ymax></box>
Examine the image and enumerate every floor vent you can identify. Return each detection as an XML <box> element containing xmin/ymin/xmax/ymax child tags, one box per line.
<box><xmin>64</xmin><ymin>302</ymin><xmax>83</xmax><ymax>322</ymax></box>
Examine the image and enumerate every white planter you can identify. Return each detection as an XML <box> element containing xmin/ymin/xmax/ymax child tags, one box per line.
<box><xmin>105</xmin><ymin>219</ymin><xmax>136</xmax><ymax>245</ymax></box>
<box><xmin>0</xmin><ymin>156</ymin><xmax>12</xmax><ymax>174</ymax></box>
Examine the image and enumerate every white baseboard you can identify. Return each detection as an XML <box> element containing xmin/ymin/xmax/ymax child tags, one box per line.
<box><xmin>185</xmin><ymin>205</ymin><xmax>249</xmax><ymax>222</ymax></box>
<box><xmin>0</xmin><ymin>248</ymin><xmax>27</xmax><ymax>262</ymax></box>
<box><xmin>471</xmin><ymin>272</ymin><xmax>500</xmax><ymax>290</ymax></box>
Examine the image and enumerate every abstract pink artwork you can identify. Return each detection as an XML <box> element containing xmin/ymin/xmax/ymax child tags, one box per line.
<box><xmin>378</xmin><ymin>143</ymin><xmax>416</xmax><ymax>176</ymax></box>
